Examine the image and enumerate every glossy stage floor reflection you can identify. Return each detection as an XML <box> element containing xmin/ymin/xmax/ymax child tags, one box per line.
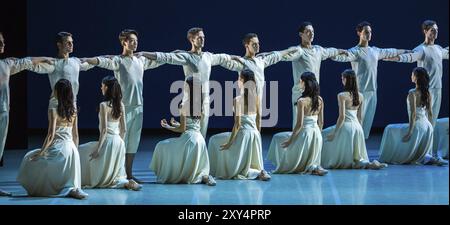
<box><xmin>0</xmin><ymin>132</ymin><xmax>448</xmax><ymax>205</ymax></box>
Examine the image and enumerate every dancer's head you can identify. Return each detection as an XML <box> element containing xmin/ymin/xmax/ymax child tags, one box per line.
<box><xmin>412</xmin><ymin>67</ymin><xmax>431</xmax><ymax>109</ymax></box>
<box><xmin>102</xmin><ymin>76</ymin><xmax>123</xmax><ymax>120</ymax></box>
<box><xmin>239</xmin><ymin>69</ymin><xmax>257</xmax><ymax>113</ymax></box>
<box><xmin>422</xmin><ymin>20</ymin><xmax>438</xmax><ymax>41</ymax></box>
<box><xmin>298</xmin><ymin>22</ymin><xmax>314</xmax><ymax>43</ymax></box>
<box><xmin>55</xmin><ymin>31</ymin><xmax>73</xmax><ymax>55</ymax></box>
<box><xmin>184</xmin><ymin>76</ymin><xmax>202</xmax><ymax>119</ymax></box>
<box><xmin>298</xmin><ymin>72</ymin><xmax>320</xmax><ymax>112</ymax></box>
<box><xmin>187</xmin><ymin>27</ymin><xmax>205</xmax><ymax>49</ymax></box>
<box><xmin>356</xmin><ymin>21</ymin><xmax>372</xmax><ymax>42</ymax></box>
<box><xmin>54</xmin><ymin>79</ymin><xmax>76</xmax><ymax>122</ymax></box>
<box><xmin>0</xmin><ymin>32</ymin><xmax>4</xmax><ymax>54</ymax></box>
<box><xmin>242</xmin><ymin>33</ymin><xmax>260</xmax><ymax>55</ymax></box>
<box><xmin>341</xmin><ymin>69</ymin><xmax>360</xmax><ymax>106</ymax></box>
<box><xmin>119</xmin><ymin>29</ymin><xmax>138</xmax><ymax>52</ymax></box>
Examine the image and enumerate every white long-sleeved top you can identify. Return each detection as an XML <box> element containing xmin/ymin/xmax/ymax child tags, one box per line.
<box><xmin>397</xmin><ymin>44</ymin><xmax>449</xmax><ymax>89</ymax></box>
<box><xmin>220</xmin><ymin>51</ymin><xmax>283</xmax><ymax>95</ymax></box>
<box><xmin>97</xmin><ymin>55</ymin><xmax>163</xmax><ymax>107</ymax></box>
<box><xmin>333</xmin><ymin>46</ymin><xmax>402</xmax><ymax>92</ymax></box>
<box><xmin>29</xmin><ymin>57</ymin><xmax>94</xmax><ymax>101</ymax></box>
<box><xmin>155</xmin><ymin>51</ymin><xmax>231</xmax><ymax>93</ymax></box>
<box><xmin>0</xmin><ymin>58</ymin><xmax>33</xmax><ymax>111</ymax></box>
<box><xmin>282</xmin><ymin>45</ymin><xmax>340</xmax><ymax>92</ymax></box>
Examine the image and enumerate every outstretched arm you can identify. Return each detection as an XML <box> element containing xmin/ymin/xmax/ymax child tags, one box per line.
<box><xmin>384</xmin><ymin>48</ymin><xmax>423</xmax><ymax>63</ymax></box>
<box><xmin>321</xmin><ymin>47</ymin><xmax>347</xmax><ymax>60</ymax></box>
<box><xmin>7</xmin><ymin>57</ymin><xmax>49</xmax><ymax>75</ymax></box>
<box><xmin>442</xmin><ymin>46</ymin><xmax>449</xmax><ymax>60</ymax></box>
<box><xmin>217</xmin><ymin>55</ymin><xmax>244</xmax><ymax>72</ymax></box>
<box><xmin>377</xmin><ymin>47</ymin><xmax>411</xmax><ymax>60</ymax></box>
<box><xmin>281</xmin><ymin>46</ymin><xmax>303</xmax><ymax>61</ymax></box>
<box><xmin>332</xmin><ymin>49</ymin><xmax>357</xmax><ymax>62</ymax></box>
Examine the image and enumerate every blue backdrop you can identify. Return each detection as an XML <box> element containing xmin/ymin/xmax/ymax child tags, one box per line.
<box><xmin>26</xmin><ymin>0</ymin><xmax>449</xmax><ymax>129</ymax></box>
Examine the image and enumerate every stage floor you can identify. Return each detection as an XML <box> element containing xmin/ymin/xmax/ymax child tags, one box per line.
<box><xmin>0</xmin><ymin>132</ymin><xmax>448</xmax><ymax>205</ymax></box>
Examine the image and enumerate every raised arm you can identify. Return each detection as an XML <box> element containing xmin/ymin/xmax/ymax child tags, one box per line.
<box><xmin>281</xmin><ymin>99</ymin><xmax>304</xmax><ymax>148</ymax></box>
<box><xmin>220</xmin><ymin>98</ymin><xmax>242</xmax><ymax>150</ymax></box>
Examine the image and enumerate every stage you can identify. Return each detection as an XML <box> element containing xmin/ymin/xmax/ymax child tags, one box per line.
<box><xmin>0</xmin><ymin>132</ymin><xmax>448</xmax><ymax>205</ymax></box>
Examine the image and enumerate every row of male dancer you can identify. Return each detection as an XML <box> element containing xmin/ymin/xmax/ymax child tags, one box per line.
<box><xmin>0</xmin><ymin>20</ymin><xmax>448</xmax><ymax>196</ymax></box>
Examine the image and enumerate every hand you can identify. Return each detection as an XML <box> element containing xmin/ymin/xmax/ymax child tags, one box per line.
<box><xmin>327</xmin><ymin>132</ymin><xmax>335</xmax><ymax>141</ymax></box>
<box><xmin>161</xmin><ymin>119</ymin><xmax>171</xmax><ymax>129</ymax></box>
<box><xmin>338</xmin><ymin>49</ymin><xmax>349</xmax><ymax>56</ymax></box>
<box><xmin>281</xmin><ymin>138</ymin><xmax>292</xmax><ymax>148</ymax></box>
<box><xmin>402</xmin><ymin>133</ymin><xmax>412</xmax><ymax>142</ymax></box>
<box><xmin>220</xmin><ymin>142</ymin><xmax>231</xmax><ymax>150</ymax></box>
<box><xmin>89</xmin><ymin>150</ymin><xmax>99</xmax><ymax>161</ymax></box>
<box><xmin>170</xmin><ymin>117</ymin><xmax>180</xmax><ymax>127</ymax></box>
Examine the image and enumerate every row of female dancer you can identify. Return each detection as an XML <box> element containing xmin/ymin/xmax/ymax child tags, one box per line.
<box><xmin>9</xmin><ymin>64</ymin><xmax>447</xmax><ymax>200</ymax></box>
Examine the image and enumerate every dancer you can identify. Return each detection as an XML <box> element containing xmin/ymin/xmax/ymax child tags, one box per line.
<box><xmin>0</xmin><ymin>32</ymin><xmax>51</xmax><ymax>196</ymax></box>
<box><xmin>78</xmin><ymin>76</ymin><xmax>141</xmax><ymax>190</ymax></box>
<box><xmin>28</xmin><ymin>31</ymin><xmax>95</xmax><ymax>110</ymax></box>
<box><xmin>379</xmin><ymin>67</ymin><xmax>448</xmax><ymax>166</ymax></box>
<box><xmin>321</xmin><ymin>69</ymin><xmax>387</xmax><ymax>170</ymax></box>
<box><xmin>386</xmin><ymin>20</ymin><xmax>449</xmax><ymax>127</ymax></box>
<box><xmin>17</xmin><ymin>79</ymin><xmax>88</xmax><ymax>199</ymax></box>
<box><xmin>283</xmin><ymin>22</ymin><xmax>347</xmax><ymax>128</ymax></box>
<box><xmin>267</xmin><ymin>72</ymin><xmax>328</xmax><ymax>175</ymax></box>
<box><xmin>136</xmin><ymin>27</ymin><xmax>235</xmax><ymax>138</ymax></box>
<box><xmin>208</xmin><ymin>69</ymin><xmax>270</xmax><ymax>180</ymax></box>
<box><xmin>149</xmin><ymin>76</ymin><xmax>215</xmax><ymax>186</ymax></box>
<box><xmin>81</xmin><ymin>29</ymin><xmax>164</xmax><ymax>183</ymax></box>
<box><xmin>332</xmin><ymin>21</ymin><xmax>410</xmax><ymax>139</ymax></box>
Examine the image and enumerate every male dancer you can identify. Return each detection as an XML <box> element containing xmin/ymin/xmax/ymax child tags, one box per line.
<box><xmin>82</xmin><ymin>29</ymin><xmax>164</xmax><ymax>183</ymax></box>
<box><xmin>137</xmin><ymin>27</ymin><xmax>235</xmax><ymax>137</ymax></box>
<box><xmin>0</xmin><ymin>32</ymin><xmax>50</xmax><ymax>196</ymax></box>
<box><xmin>332</xmin><ymin>21</ymin><xmax>409</xmax><ymax>139</ymax></box>
<box><xmin>283</xmin><ymin>22</ymin><xmax>347</xmax><ymax>128</ymax></box>
<box><xmin>220</xmin><ymin>33</ymin><xmax>297</xmax><ymax>121</ymax></box>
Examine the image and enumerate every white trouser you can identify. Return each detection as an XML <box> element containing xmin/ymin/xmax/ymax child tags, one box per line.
<box><xmin>0</xmin><ymin>111</ymin><xmax>9</xmax><ymax>159</ymax></box>
<box><xmin>360</xmin><ymin>91</ymin><xmax>377</xmax><ymax>139</ymax></box>
<box><xmin>124</xmin><ymin>105</ymin><xmax>144</xmax><ymax>154</ymax></box>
